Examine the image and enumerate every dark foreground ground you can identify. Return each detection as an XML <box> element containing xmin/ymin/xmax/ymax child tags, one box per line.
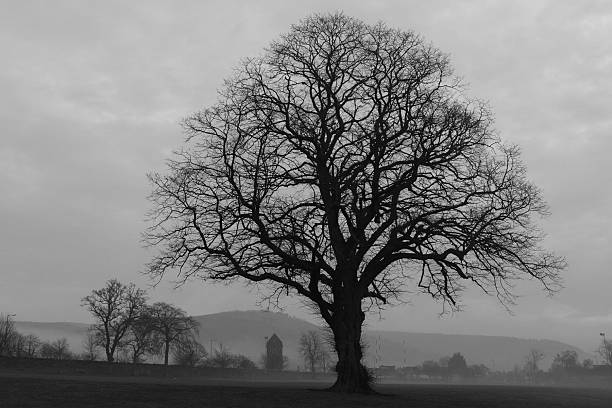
<box><xmin>1</xmin><ymin>373</ymin><xmax>612</xmax><ymax>408</ymax></box>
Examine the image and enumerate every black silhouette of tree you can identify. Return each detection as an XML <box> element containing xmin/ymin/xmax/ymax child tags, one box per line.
<box><xmin>299</xmin><ymin>330</ymin><xmax>330</xmax><ymax>374</ymax></box>
<box><xmin>147</xmin><ymin>302</ymin><xmax>198</xmax><ymax>366</ymax></box>
<box><xmin>146</xmin><ymin>13</ymin><xmax>564</xmax><ymax>392</ymax></box>
<box><xmin>81</xmin><ymin>279</ymin><xmax>147</xmax><ymax>362</ymax></box>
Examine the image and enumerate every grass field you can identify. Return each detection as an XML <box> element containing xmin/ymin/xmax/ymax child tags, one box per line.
<box><xmin>1</xmin><ymin>374</ymin><xmax>612</xmax><ymax>407</ymax></box>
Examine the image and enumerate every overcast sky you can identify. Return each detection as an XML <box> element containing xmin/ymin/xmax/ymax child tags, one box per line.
<box><xmin>1</xmin><ymin>0</ymin><xmax>611</xmax><ymax>352</ymax></box>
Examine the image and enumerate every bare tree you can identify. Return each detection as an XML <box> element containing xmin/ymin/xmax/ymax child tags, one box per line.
<box><xmin>206</xmin><ymin>343</ymin><xmax>234</xmax><ymax>368</ymax></box>
<box><xmin>598</xmin><ymin>337</ymin><xmax>612</xmax><ymax>365</ymax></box>
<box><xmin>121</xmin><ymin>310</ymin><xmax>157</xmax><ymax>364</ymax></box>
<box><xmin>9</xmin><ymin>332</ymin><xmax>27</xmax><ymax>358</ymax></box>
<box><xmin>0</xmin><ymin>313</ymin><xmax>17</xmax><ymax>356</ymax></box>
<box><xmin>299</xmin><ymin>330</ymin><xmax>330</xmax><ymax>374</ymax></box>
<box><xmin>81</xmin><ymin>279</ymin><xmax>147</xmax><ymax>362</ymax></box>
<box><xmin>146</xmin><ymin>13</ymin><xmax>565</xmax><ymax>392</ymax></box>
<box><xmin>40</xmin><ymin>338</ymin><xmax>72</xmax><ymax>360</ymax></box>
<box><xmin>22</xmin><ymin>334</ymin><xmax>40</xmax><ymax>358</ymax></box>
<box><xmin>172</xmin><ymin>337</ymin><xmax>207</xmax><ymax>367</ymax></box>
<box><xmin>524</xmin><ymin>349</ymin><xmax>544</xmax><ymax>383</ymax></box>
<box><xmin>147</xmin><ymin>302</ymin><xmax>198</xmax><ymax>366</ymax></box>
<box><xmin>81</xmin><ymin>330</ymin><xmax>100</xmax><ymax>361</ymax></box>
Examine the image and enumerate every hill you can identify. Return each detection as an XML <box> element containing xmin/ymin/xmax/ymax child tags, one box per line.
<box><xmin>15</xmin><ymin>310</ymin><xmax>592</xmax><ymax>370</ymax></box>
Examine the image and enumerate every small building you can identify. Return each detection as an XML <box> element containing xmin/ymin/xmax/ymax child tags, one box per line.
<box><xmin>265</xmin><ymin>333</ymin><xmax>284</xmax><ymax>370</ymax></box>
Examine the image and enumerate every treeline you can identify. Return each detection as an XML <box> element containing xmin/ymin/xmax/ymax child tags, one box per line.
<box><xmin>0</xmin><ymin>314</ymin><xmax>75</xmax><ymax>360</ymax></box>
<box><xmin>1</xmin><ymin>279</ymin><xmax>256</xmax><ymax>368</ymax></box>
<box><xmin>376</xmin><ymin>346</ymin><xmax>612</xmax><ymax>384</ymax></box>
<box><xmin>413</xmin><ymin>352</ymin><xmax>489</xmax><ymax>378</ymax></box>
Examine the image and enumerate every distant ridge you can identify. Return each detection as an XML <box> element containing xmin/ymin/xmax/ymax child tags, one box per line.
<box><xmin>16</xmin><ymin>310</ymin><xmax>592</xmax><ymax>370</ymax></box>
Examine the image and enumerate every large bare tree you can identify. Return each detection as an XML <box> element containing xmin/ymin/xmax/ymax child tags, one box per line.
<box><xmin>81</xmin><ymin>279</ymin><xmax>147</xmax><ymax>362</ymax></box>
<box><xmin>146</xmin><ymin>13</ymin><xmax>564</xmax><ymax>392</ymax></box>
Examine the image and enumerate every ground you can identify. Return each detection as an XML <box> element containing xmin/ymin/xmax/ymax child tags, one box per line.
<box><xmin>1</xmin><ymin>373</ymin><xmax>611</xmax><ymax>407</ymax></box>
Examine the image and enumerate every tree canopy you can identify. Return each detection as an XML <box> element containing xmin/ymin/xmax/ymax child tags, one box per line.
<box><xmin>146</xmin><ymin>13</ymin><xmax>564</xmax><ymax>392</ymax></box>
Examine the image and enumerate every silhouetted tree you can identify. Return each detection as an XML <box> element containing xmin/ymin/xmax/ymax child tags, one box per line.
<box><xmin>448</xmin><ymin>352</ymin><xmax>468</xmax><ymax>375</ymax></box>
<box><xmin>172</xmin><ymin>338</ymin><xmax>207</xmax><ymax>367</ymax></box>
<box><xmin>81</xmin><ymin>279</ymin><xmax>147</xmax><ymax>362</ymax></box>
<box><xmin>80</xmin><ymin>330</ymin><xmax>100</xmax><ymax>361</ymax></box>
<box><xmin>299</xmin><ymin>330</ymin><xmax>330</xmax><ymax>374</ymax></box>
<box><xmin>598</xmin><ymin>337</ymin><xmax>612</xmax><ymax>365</ymax></box>
<box><xmin>524</xmin><ymin>349</ymin><xmax>544</xmax><ymax>383</ymax></box>
<box><xmin>22</xmin><ymin>334</ymin><xmax>40</xmax><ymax>358</ymax></box>
<box><xmin>148</xmin><ymin>302</ymin><xmax>198</xmax><ymax>366</ymax></box>
<box><xmin>9</xmin><ymin>332</ymin><xmax>27</xmax><ymax>358</ymax></box>
<box><xmin>40</xmin><ymin>338</ymin><xmax>71</xmax><ymax>360</ymax></box>
<box><xmin>146</xmin><ymin>13</ymin><xmax>565</xmax><ymax>393</ymax></box>
<box><xmin>0</xmin><ymin>313</ymin><xmax>17</xmax><ymax>357</ymax></box>
<box><xmin>551</xmin><ymin>350</ymin><xmax>579</xmax><ymax>372</ymax></box>
<box><xmin>207</xmin><ymin>344</ymin><xmax>234</xmax><ymax>368</ymax></box>
<box><xmin>121</xmin><ymin>310</ymin><xmax>157</xmax><ymax>364</ymax></box>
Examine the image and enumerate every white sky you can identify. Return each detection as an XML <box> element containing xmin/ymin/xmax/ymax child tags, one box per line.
<box><xmin>1</xmin><ymin>0</ymin><xmax>612</xmax><ymax>352</ymax></box>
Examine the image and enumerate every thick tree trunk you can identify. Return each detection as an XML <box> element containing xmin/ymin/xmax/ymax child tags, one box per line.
<box><xmin>328</xmin><ymin>305</ymin><xmax>373</xmax><ymax>393</ymax></box>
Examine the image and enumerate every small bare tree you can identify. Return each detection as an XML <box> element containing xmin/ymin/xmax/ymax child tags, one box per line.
<box><xmin>0</xmin><ymin>313</ymin><xmax>17</xmax><ymax>356</ymax></box>
<box><xmin>148</xmin><ymin>302</ymin><xmax>198</xmax><ymax>366</ymax></box>
<box><xmin>524</xmin><ymin>349</ymin><xmax>544</xmax><ymax>383</ymax></box>
<box><xmin>172</xmin><ymin>337</ymin><xmax>207</xmax><ymax>367</ymax></box>
<box><xmin>598</xmin><ymin>337</ymin><xmax>612</xmax><ymax>365</ymax></box>
<box><xmin>40</xmin><ymin>338</ymin><xmax>72</xmax><ymax>360</ymax></box>
<box><xmin>81</xmin><ymin>330</ymin><xmax>100</xmax><ymax>361</ymax></box>
<box><xmin>81</xmin><ymin>279</ymin><xmax>147</xmax><ymax>362</ymax></box>
<box><xmin>299</xmin><ymin>330</ymin><xmax>330</xmax><ymax>374</ymax></box>
<box><xmin>22</xmin><ymin>334</ymin><xmax>40</xmax><ymax>358</ymax></box>
<box><xmin>207</xmin><ymin>343</ymin><xmax>234</xmax><ymax>368</ymax></box>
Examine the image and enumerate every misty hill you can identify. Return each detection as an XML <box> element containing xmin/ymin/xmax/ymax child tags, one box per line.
<box><xmin>14</xmin><ymin>321</ymin><xmax>90</xmax><ymax>352</ymax></box>
<box><xmin>16</xmin><ymin>310</ymin><xmax>592</xmax><ymax>370</ymax></box>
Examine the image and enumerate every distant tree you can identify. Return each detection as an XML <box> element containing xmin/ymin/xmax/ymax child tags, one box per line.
<box><xmin>121</xmin><ymin>311</ymin><xmax>157</xmax><ymax>364</ymax></box>
<box><xmin>299</xmin><ymin>330</ymin><xmax>330</xmax><ymax>374</ymax></box>
<box><xmin>172</xmin><ymin>338</ymin><xmax>207</xmax><ymax>367</ymax></box>
<box><xmin>468</xmin><ymin>364</ymin><xmax>490</xmax><ymax>377</ymax></box>
<box><xmin>81</xmin><ymin>279</ymin><xmax>147</xmax><ymax>362</ymax></box>
<box><xmin>145</xmin><ymin>12</ymin><xmax>565</xmax><ymax>393</ymax></box>
<box><xmin>551</xmin><ymin>350</ymin><xmax>579</xmax><ymax>372</ymax></box>
<box><xmin>524</xmin><ymin>349</ymin><xmax>544</xmax><ymax>383</ymax></box>
<box><xmin>0</xmin><ymin>313</ymin><xmax>17</xmax><ymax>356</ymax></box>
<box><xmin>22</xmin><ymin>334</ymin><xmax>40</xmax><ymax>358</ymax></box>
<box><xmin>448</xmin><ymin>352</ymin><xmax>468</xmax><ymax>375</ymax></box>
<box><xmin>207</xmin><ymin>344</ymin><xmax>235</xmax><ymax>368</ymax></box>
<box><xmin>420</xmin><ymin>360</ymin><xmax>441</xmax><ymax>377</ymax></box>
<box><xmin>40</xmin><ymin>338</ymin><xmax>71</xmax><ymax>360</ymax></box>
<box><xmin>80</xmin><ymin>330</ymin><xmax>100</xmax><ymax>361</ymax></box>
<box><xmin>438</xmin><ymin>356</ymin><xmax>451</xmax><ymax>368</ymax></box>
<box><xmin>233</xmin><ymin>354</ymin><xmax>257</xmax><ymax>370</ymax></box>
<box><xmin>148</xmin><ymin>302</ymin><xmax>198</xmax><ymax>366</ymax></box>
<box><xmin>598</xmin><ymin>337</ymin><xmax>612</xmax><ymax>365</ymax></box>
<box><xmin>582</xmin><ymin>358</ymin><xmax>594</xmax><ymax>369</ymax></box>
<box><xmin>9</xmin><ymin>332</ymin><xmax>27</xmax><ymax>358</ymax></box>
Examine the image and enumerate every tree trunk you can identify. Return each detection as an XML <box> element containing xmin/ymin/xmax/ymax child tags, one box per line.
<box><xmin>106</xmin><ymin>349</ymin><xmax>114</xmax><ymax>362</ymax></box>
<box><xmin>164</xmin><ymin>341</ymin><xmax>170</xmax><ymax>366</ymax></box>
<box><xmin>328</xmin><ymin>304</ymin><xmax>373</xmax><ymax>393</ymax></box>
